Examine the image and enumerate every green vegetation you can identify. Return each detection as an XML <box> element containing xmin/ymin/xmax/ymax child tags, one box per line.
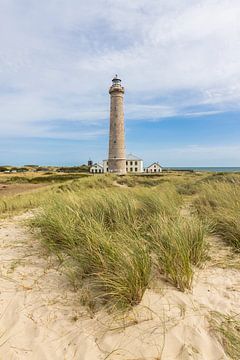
<box><xmin>0</xmin><ymin>186</ymin><xmax>56</xmax><ymax>217</ymax></box>
<box><xmin>0</xmin><ymin>176</ymin><xmax>115</xmax><ymax>217</ymax></box>
<box><xmin>116</xmin><ymin>174</ymin><xmax>166</xmax><ymax>187</ymax></box>
<box><xmin>148</xmin><ymin>215</ymin><xmax>207</xmax><ymax>290</ymax></box>
<box><xmin>201</xmin><ymin>172</ymin><xmax>240</xmax><ymax>184</ymax></box>
<box><xmin>195</xmin><ymin>182</ymin><xmax>240</xmax><ymax>251</ymax></box>
<box><xmin>176</xmin><ymin>182</ymin><xmax>199</xmax><ymax>195</ymax></box>
<box><xmin>0</xmin><ymin>173</ymin><xmax>90</xmax><ymax>184</ymax></box>
<box><xmin>0</xmin><ymin>166</ymin><xmax>9</xmax><ymax>172</ymax></box>
<box><xmin>210</xmin><ymin>312</ymin><xmax>240</xmax><ymax>360</ymax></box>
<box><xmin>57</xmin><ymin>165</ymin><xmax>90</xmax><ymax>173</ymax></box>
<box><xmin>32</xmin><ymin>179</ymin><xmax>208</xmax><ymax>309</ymax></box>
<box><xmin>2</xmin><ymin>171</ymin><xmax>240</xmax><ymax>311</ymax></box>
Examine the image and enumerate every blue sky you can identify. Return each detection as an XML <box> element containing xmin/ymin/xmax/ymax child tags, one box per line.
<box><xmin>0</xmin><ymin>0</ymin><xmax>240</xmax><ymax>166</ymax></box>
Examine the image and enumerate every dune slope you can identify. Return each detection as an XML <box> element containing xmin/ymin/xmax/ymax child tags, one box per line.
<box><xmin>0</xmin><ymin>213</ymin><xmax>239</xmax><ymax>359</ymax></box>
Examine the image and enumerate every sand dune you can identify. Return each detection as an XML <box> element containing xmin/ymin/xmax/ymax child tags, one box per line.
<box><xmin>0</xmin><ymin>213</ymin><xmax>239</xmax><ymax>359</ymax></box>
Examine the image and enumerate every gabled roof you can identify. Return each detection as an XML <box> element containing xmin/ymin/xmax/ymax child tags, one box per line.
<box><xmin>103</xmin><ymin>154</ymin><xmax>143</xmax><ymax>161</ymax></box>
<box><xmin>91</xmin><ymin>163</ymin><xmax>103</xmax><ymax>168</ymax></box>
<box><xmin>126</xmin><ymin>153</ymin><xmax>142</xmax><ymax>161</ymax></box>
<box><xmin>146</xmin><ymin>162</ymin><xmax>162</xmax><ymax>168</ymax></box>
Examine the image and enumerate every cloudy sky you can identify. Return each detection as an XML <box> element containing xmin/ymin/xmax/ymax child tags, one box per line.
<box><xmin>0</xmin><ymin>0</ymin><xmax>240</xmax><ymax>166</ymax></box>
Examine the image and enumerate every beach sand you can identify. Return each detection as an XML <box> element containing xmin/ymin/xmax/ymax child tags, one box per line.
<box><xmin>0</xmin><ymin>213</ymin><xmax>239</xmax><ymax>359</ymax></box>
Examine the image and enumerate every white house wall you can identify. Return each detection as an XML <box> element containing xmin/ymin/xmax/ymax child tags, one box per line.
<box><xmin>102</xmin><ymin>159</ymin><xmax>143</xmax><ymax>173</ymax></box>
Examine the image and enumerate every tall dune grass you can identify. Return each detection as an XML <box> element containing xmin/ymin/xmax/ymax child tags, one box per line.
<box><xmin>210</xmin><ymin>311</ymin><xmax>240</xmax><ymax>360</ymax></box>
<box><xmin>0</xmin><ymin>175</ymin><xmax>115</xmax><ymax>218</ymax></box>
<box><xmin>0</xmin><ymin>187</ymin><xmax>52</xmax><ymax>217</ymax></box>
<box><xmin>34</xmin><ymin>191</ymin><xmax>152</xmax><ymax>308</ymax></box>
<box><xmin>147</xmin><ymin>215</ymin><xmax>207</xmax><ymax>290</ymax></box>
<box><xmin>33</xmin><ymin>183</ymin><xmax>208</xmax><ymax>308</ymax></box>
<box><xmin>195</xmin><ymin>182</ymin><xmax>240</xmax><ymax>251</ymax></box>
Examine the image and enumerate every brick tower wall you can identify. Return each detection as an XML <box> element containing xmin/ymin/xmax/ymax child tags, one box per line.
<box><xmin>108</xmin><ymin>83</ymin><xmax>126</xmax><ymax>174</ymax></box>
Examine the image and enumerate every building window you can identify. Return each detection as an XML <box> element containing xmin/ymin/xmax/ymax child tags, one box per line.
<box><xmin>135</xmin><ymin>168</ymin><xmax>138</xmax><ymax>172</ymax></box>
<box><xmin>130</xmin><ymin>161</ymin><xmax>133</xmax><ymax>165</ymax></box>
<box><xmin>130</xmin><ymin>168</ymin><xmax>133</xmax><ymax>172</ymax></box>
<box><xmin>114</xmin><ymin>140</ymin><xmax>116</xmax><ymax>143</ymax></box>
<box><xmin>126</xmin><ymin>161</ymin><xmax>127</xmax><ymax>165</ymax></box>
<box><xmin>135</xmin><ymin>161</ymin><xmax>137</xmax><ymax>165</ymax></box>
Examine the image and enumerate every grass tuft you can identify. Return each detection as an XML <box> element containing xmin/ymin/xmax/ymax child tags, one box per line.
<box><xmin>195</xmin><ymin>182</ymin><xmax>240</xmax><ymax>251</ymax></box>
<box><xmin>148</xmin><ymin>215</ymin><xmax>207</xmax><ymax>290</ymax></box>
<box><xmin>33</xmin><ymin>181</ymin><xmax>208</xmax><ymax>308</ymax></box>
<box><xmin>210</xmin><ymin>311</ymin><xmax>240</xmax><ymax>360</ymax></box>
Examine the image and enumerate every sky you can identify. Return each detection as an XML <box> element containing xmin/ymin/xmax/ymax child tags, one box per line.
<box><xmin>0</xmin><ymin>0</ymin><xmax>240</xmax><ymax>167</ymax></box>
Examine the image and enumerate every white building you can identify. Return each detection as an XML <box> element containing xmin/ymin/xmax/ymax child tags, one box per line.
<box><xmin>103</xmin><ymin>154</ymin><xmax>143</xmax><ymax>173</ymax></box>
<box><xmin>90</xmin><ymin>163</ymin><xmax>104</xmax><ymax>173</ymax></box>
<box><xmin>145</xmin><ymin>162</ymin><xmax>162</xmax><ymax>173</ymax></box>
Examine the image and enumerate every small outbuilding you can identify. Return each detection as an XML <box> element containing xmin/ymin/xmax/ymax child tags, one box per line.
<box><xmin>145</xmin><ymin>162</ymin><xmax>162</xmax><ymax>173</ymax></box>
<box><xmin>90</xmin><ymin>163</ymin><xmax>104</xmax><ymax>173</ymax></box>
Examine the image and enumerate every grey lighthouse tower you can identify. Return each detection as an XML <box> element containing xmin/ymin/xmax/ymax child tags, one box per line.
<box><xmin>108</xmin><ymin>75</ymin><xmax>126</xmax><ymax>174</ymax></box>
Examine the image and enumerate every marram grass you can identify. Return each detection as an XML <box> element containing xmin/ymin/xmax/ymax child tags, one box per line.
<box><xmin>148</xmin><ymin>215</ymin><xmax>208</xmax><ymax>290</ymax></box>
<box><xmin>195</xmin><ymin>182</ymin><xmax>240</xmax><ymax>251</ymax></box>
<box><xmin>210</xmin><ymin>311</ymin><xmax>240</xmax><ymax>360</ymax></box>
<box><xmin>33</xmin><ymin>183</ymin><xmax>208</xmax><ymax>308</ymax></box>
<box><xmin>0</xmin><ymin>187</ymin><xmax>53</xmax><ymax>217</ymax></box>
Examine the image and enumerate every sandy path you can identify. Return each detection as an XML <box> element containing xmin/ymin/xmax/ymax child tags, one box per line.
<box><xmin>0</xmin><ymin>213</ymin><xmax>239</xmax><ymax>359</ymax></box>
<box><xmin>0</xmin><ymin>213</ymin><xmax>101</xmax><ymax>360</ymax></box>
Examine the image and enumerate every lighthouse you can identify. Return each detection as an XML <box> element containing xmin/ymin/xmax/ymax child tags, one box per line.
<box><xmin>108</xmin><ymin>75</ymin><xmax>126</xmax><ymax>174</ymax></box>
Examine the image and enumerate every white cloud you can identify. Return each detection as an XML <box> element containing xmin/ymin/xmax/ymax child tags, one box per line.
<box><xmin>0</xmin><ymin>0</ymin><xmax>240</xmax><ymax>138</ymax></box>
<box><xmin>142</xmin><ymin>144</ymin><xmax>240</xmax><ymax>167</ymax></box>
